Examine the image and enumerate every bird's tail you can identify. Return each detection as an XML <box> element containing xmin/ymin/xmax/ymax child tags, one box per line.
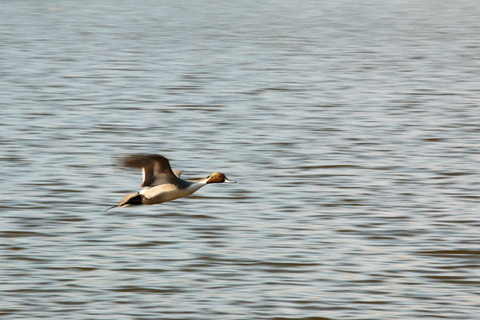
<box><xmin>104</xmin><ymin>205</ymin><xmax>119</xmax><ymax>212</ymax></box>
<box><xmin>105</xmin><ymin>193</ymin><xmax>143</xmax><ymax>211</ymax></box>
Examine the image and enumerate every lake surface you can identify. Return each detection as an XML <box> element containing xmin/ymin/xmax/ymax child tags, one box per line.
<box><xmin>1</xmin><ymin>1</ymin><xmax>479</xmax><ymax>319</ymax></box>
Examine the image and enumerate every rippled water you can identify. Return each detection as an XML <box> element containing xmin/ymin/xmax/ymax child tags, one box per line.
<box><xmin>1</xmin><ymin>1</ymin><xmax>479</xmax><ymax>319</ymax></box>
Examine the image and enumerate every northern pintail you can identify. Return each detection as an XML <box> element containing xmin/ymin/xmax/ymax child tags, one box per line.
<box><xmin>108</xmin><ymin>154</ymin><xmax>235</xmax><ymax>210</ymax></box>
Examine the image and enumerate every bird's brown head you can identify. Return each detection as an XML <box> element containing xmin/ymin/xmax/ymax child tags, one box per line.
<box><xmin>205</xmin><ymin>172</ymin><xmax>236</xmax><ymax>184</ymax></box>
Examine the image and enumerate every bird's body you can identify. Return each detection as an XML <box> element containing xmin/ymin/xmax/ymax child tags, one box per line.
<box><xmin>109</xmin><ymin>154</ymin><xmax>234</xmax><ymax>209</ymax></box>
<box><xmin>139</xmin><ymin>180</ymin><xmax>203</xmax><ymax>204</ymax></box>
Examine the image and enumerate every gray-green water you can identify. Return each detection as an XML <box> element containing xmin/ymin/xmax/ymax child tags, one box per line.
<box><xmin>1</xmin><ymin>1</ymin><xmax>479</xmax><ymax>319</ymax></box>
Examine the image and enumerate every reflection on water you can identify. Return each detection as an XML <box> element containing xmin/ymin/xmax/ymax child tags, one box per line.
<box><xmin>1</xmin><ymin>1</ymin><xmax>479</xmax><ymax>319</ymax></box>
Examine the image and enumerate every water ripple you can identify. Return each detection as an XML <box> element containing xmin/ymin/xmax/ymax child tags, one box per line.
<box><xmin>1</xmin><ymin>1</ymin><xmax>479</xmax><ymax>319</ymax></box>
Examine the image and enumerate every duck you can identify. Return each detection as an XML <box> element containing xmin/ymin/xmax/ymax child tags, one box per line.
<box><xmin>108</xmin><ymin>154</ymin><xmax>235</xmax><ymax>210</ymax></box>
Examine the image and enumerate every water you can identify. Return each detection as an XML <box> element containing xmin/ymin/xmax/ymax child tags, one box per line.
<box><xmin>1</xmin><ymin>1</ymin><xmax>479</xmax><ymax>319</ymax></box>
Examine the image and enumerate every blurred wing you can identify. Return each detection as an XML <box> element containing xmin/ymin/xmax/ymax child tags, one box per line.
<box><xmin>121</xmin><ymin>154</ymin><xmax>179</xmax><ymax>187</ymax></box>
<box><xmin>172</xmin><ymin>170</ymin><xmax>183</xmax><ymax>178</ymax></box>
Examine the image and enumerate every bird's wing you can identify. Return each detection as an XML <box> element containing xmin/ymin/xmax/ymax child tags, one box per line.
<box><xmin>172</xmin><ymin>170</ymin><xmax>183</xmax><ymax>178</ymax></box>
<box><xmin>121</xmin><ymin>154</ymin><xmax>180</xmax><ymax>187</ymax></box>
